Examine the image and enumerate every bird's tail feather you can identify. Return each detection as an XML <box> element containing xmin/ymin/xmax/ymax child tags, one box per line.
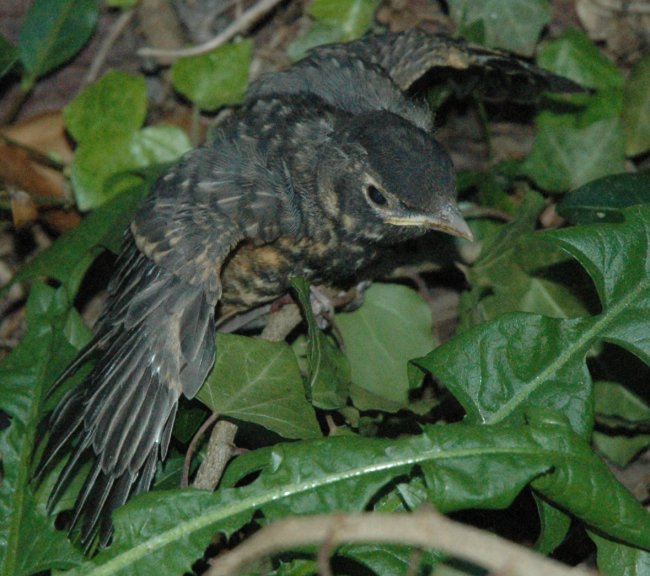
<box><xmin>36</xmin><ymin>236</ymin><xmax>216</xmax><ymax>546</ymax></box>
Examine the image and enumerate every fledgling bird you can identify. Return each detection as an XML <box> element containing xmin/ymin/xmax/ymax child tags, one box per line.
<box><xmin>36</xmin><ymin>29</ymin><xmax>580</xmax><ymax>546</ymax></box>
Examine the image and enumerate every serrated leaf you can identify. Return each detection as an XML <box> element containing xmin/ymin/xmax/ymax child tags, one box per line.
<box><xmin>71</xmin><ymin>125</ymin><xmax>191</xmax><ymax>210</ymax></box>
<box><xmin>523</xmin><ymin>115</ymin><xmax>626</xmax><ymax>192</ymax></box>
<box><xmin>0</xmin><ymin>34</ymin><xmax>18</xmax><ymax>79</ymax></box>
<box><xmin>291</xmin><ymin>278</ymin><xmax>350</xmax><ymax>409</ymax></box>
<box><xmin>447</xmin><ymin>0</ymin><xmax>551</xmax><ymax>56</ymax></box>
<box><xmin>63</xmin><ymin>71</ymin><xmax>147</xmax><ymax>142</ymax></box>
<box><xmin>336</xmin><ymin>283</ymin><xmax>437</xmax><ymax>407</ymax></box>
<box><xmin>0</xmin><ymin>284</ymin><xmax>88</xmax><ymax>576</ymax></box>
<box><xmin>622</xmin><ymin>54</ymin><xmax>650</xmax><ymax>156</ymax></box>
<box><xmin>417</xmin><ymin>206</ymin><xmax>650</xmax><ymax>439</ymax></box>
<box><xmin>558</xmin><ymin>173</ymin><xmax>650</xmax><ymax>225</ymax></box>
<box><xmin>197</xmin><ymin>333</ymin><xmax>321</xmax><ymax>439</ymax></box>
<box><xmin>171</xmin><ymin>40</ymin><xmax>251</xmax><ymax>111</ymax></box>
<box><xmin>64</xmin><ymin>421</ymin><xmax>650</xmax><ymax>575</ymax></box>
<box><xmin>18</xmin><ymin>0</ymin><xmax>98</xmax><ymax>86</ymax></box>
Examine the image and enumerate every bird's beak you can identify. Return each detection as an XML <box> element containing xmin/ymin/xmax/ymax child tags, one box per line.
<box><xmin>385</xmin><ymin>202</ymin><xmax>474</xmax><ymax>241</ymax></box>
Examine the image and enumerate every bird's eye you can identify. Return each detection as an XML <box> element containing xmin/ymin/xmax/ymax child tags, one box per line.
<box><xmin>366</xmin><ymin>185</ymin><xmax>387</xmax><ymax>206</ymax></box>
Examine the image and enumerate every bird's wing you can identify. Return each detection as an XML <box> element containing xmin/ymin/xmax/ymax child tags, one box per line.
<box><xmin>334</xmin><ymin>30</ymin><xmax>584</xmax><ymax>100</ymax></box>
<box><xmin>250</xmin><ymin>30</ymin><xmax>583</xmax><ymax>114</ymax></box>
<box><xmin>37</xmin><ymin>139</ymin><xmax>300</xmax><ymax>546</ymax></box>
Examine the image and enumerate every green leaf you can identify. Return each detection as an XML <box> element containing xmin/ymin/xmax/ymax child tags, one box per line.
<box><xmin>0</xmin><ymin>284</ymin><xmax>88</xmax><ymax>576</ymax></box>
<box><xmin>63</xmin><ymin>421</ymin><xmax>650</xmax><ymax>575</ymax></box>
<box><xmin>418</xmin><ymin>206</ymin><xmax>650</xmax><ymax>438</ymax></box>
<box><xmin>71</xmin><ymin>125</ymin><xmax>191</xmax><ymax>210</ymax></box>
<box><xmin>0</xmin><ymin>34</ymin><xmax>18</xmax><ymax>79</ymax></box>
<box><xmin>4</xmin><ymin>180</ymin><xmax>149</xmax><ymax>298</ymax></box>
<box><xmin>537</xmin><ymin>29</ymin><xmax>624</xmax><ymax>91</ymax></box>
<box><xmin>459</xmin><ymin>191</ymin><xmax>589</xmax><ymax>328</ymax></box>
<box><xmin>18</xmin><ymin>0</ymin><xmax>98</xmax><ymax>87</ymax></box>
<box><xmin>308</xmin><ymin>0</ymin><xmax>378</xmax><ymax>37</ymax></box>
<box><xmin>447</xmin><ymin>0</ymin><xmax>551</xmax><ymax>56</ymax></box>
<box><xmin>595</xmin><ymin>381</ymin><xmax>650</xmax><ymax>427</ymax></box>
<box><xmin>523</xmin><ymin>115</ymin><xmax>626</xmax><ymax>192</ymax></box>
<box><xmin>291</xmin><ymin>278</ymin><xmax>351</xmax><ymax>409</ymax></box>
<box><xmin>171</xmin><ymin>40</ymin><xmax>252</xmax><ymax>111</ymax></box>
<box><xmin>287</xmin><ymin>0</ymin><xmax>378</xmax><ymax>61</ymax></box>
<box><xmin>593</xmin><ymin>432</ymin><xmax>650</xmax><ymax>468</ymax></box>
<box><xmin>336</xmin><ymin>283</ymin><xmax>437</xmax><ymax>407</ymax></box>
<box><xmin>593</xmin><ymin>534</ymin><xmax>650</xmax><ymax>576</ymax></box>
<box><xmin>63</xmin><ymin>71</ymin><xmax>147</xmax><ymax>143</ymax></box>
<box><xmin>622</xmin><ymin>54</ymin><xmax>650</xmax><ymax>156</ymax></box>
<box><xmin>558</xmin><ymin>173</ymin><xmax>650</xmax><ymax>225</ymax></box>
<box><xmin>196</xmin><ymin>333</ymin><xmax>321</xmax><ymax>439</ymax></box>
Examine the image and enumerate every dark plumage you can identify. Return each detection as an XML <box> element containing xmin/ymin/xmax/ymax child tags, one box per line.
<box><xmin>36</xmin><ymin>29</ymin><xmax>580</xmax><ymax>547</ymax></box>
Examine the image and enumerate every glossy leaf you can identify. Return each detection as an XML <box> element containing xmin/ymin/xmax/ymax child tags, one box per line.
<box><xmin>171</xmin><ymin>40</ymin><xmax>252</xmax><ymax>111</ymax></box>
<box><xmin>448</xmin><ymin>0</ymin><xmax>551</xmax><ymax>56</ymax></box>
<box><xmin>593</xmin><ymin>534</ymin><xmax>650</xmax><ymax>576</ymax></box>
<box><xmin>197</xmin><ymin>333</ymin><xmax>321</xmax><ymax>439</ymax></box>
<box><xmin>64</xmin><ymin>421</ymin><xmax>650</xmax><ymax>575</ymax></box>
<box><xmin>418</xmin><ymin>206</ymin><xmax>650</xmax><ymax>438</ymax></box>
<box><xmin>558</xmin><ymin>173</ymin><xmax>650</xmax><ymax>225</ymax></box>
<box><xmin>18</xmin><ymin>0</ymin><xmax>98</xmax><ymax>86</ymax></box>
<box><xmin>336</xmin><ymin>283</ymin><xmax>437</xmax><ymax>407</ymax></box>
<box><xmin>0</xmin><ymin>284</ymin><xmax>87</xmax><ymax>576</ymax></box>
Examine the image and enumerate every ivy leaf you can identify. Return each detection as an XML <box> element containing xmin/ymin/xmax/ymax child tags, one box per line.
<box><xmin>522</xmin><ymin>114</ymin><xmax>626</xmax><ymax>193</ymax></box>
<box><xmin>459</xmin><ymin>191</ymin><xmax>589</xmax><ymax>329</ymax></box>
<box><xmin>171</xmin><ymin>40</ymin><xmax>252</xmax><ymax>111</ymax></box>
<box><xmin>18</xmin><ymin>0</ymin><xmax>98</xmax><ymax>89</ymax></box>
<box><xmin>291</xmin><ymin>278</ymin><xmax>351</xmax><ymax>409</ymax></box>
<box><xmin>71</xmin><ymin>125</ymin><xmax>191</xmax><ymax>210</ymax></box>
<box><xmin>197</xmin><ymin>333</ymin><xmax>321</xmax><ymax>440</ymax></box>
<box><xmin>447</xmin><ymin>0</ymin><xmax>551</xmax><ymax>56</ymax></box>
<box><xmin>417</xmin><ymin>206</ymin><xmax>650</xmax><ymax>438</ymax></box>
<box><xmin>336</xmin><ymin>284</ymin><xmax>437</xmax><ymax>408</ymax></box>
<box><xmin>622</xmin><ymin>54</ymin><xmax>650</xmax><ymax>157</ymax></box>
<box><xmin>538</xmin><ymin>29</ymin><xmax>623</xmax><ymax>91</ymax></box>
<box><xmin>63</xmin><ymin>71</ymin><xmax>147</xmax><ymax>142</ymax></box>
<box><xmin>287</xmin><ymin>0</ymin><xmax>378</xmax><ymax>61</ymax></box>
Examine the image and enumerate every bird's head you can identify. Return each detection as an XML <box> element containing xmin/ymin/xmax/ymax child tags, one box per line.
<box><xmin>316</xmin><ymin>110</ymin><xmax>472</xmax><ymax>244</ymax></box>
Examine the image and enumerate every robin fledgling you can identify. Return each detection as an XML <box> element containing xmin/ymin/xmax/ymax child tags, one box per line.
<box><xmin>36</xmin><ymin>29</ymin><xmax>580</xmax><ymax>546</ymax></box>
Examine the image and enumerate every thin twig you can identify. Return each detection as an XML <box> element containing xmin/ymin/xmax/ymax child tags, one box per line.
<box><xmin>182</xmin><ymin>411</ymin><xmax>220</xmax><ymax>487</ymax></box>
<box><xmin>137</xmin><ymin>0</ymin><xmax>286</xmax><ymax>59</ymax></box>
<box><xmin>206</xmin><ymin>509</ymin><xmax>597</xmax><ymax>576</ymax></box>
<box><xmin>84</xmin><ymin>9</ymin><xmax>135</xmax><ymax>86</ymax></box>
<box><xmin>193</xmin><ymin>420</ymin><xmax>238</xmax><ymax>491</ymax></box>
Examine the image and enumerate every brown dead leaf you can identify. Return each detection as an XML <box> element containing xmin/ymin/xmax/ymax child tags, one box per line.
<box><xmin>0</xmin><ymin>111</ymin><xmax>80</xmax><ymax>232</ymax></box>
